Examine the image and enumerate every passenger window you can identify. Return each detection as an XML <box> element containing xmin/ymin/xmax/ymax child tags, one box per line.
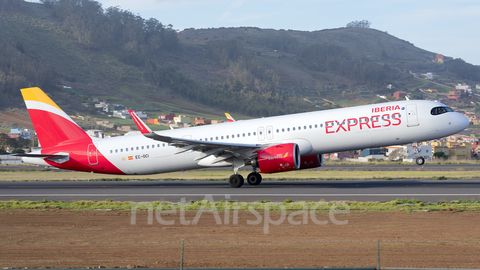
<box><xmin>227</xmin><ymin>135</ymin><xmax>229</xmax><ymax>139</ymax></box>
<box><xmin>121</xmin><ymin>149</ymin><xmax>123</xmax><ymax>152</ymax></box>
<box><xmin>248</xmin><ymin>133</ymin><xmax>251</xmax><ymax>136</ymax></box>
<box><xmin>142</xmin><ymin>146</ymin><xmax>144</xmax><ymax>150</ymax></box>
<box><xmin>293</xmin><ymin>127</ymin><xmax>295</xmax><ymax>131</ymax></box>
<box><xmin>287</xmin><ymin>128</ymin><xmax>290</xmax><ymax>131</ymax></box>
<box><xmin>136</xmin><ymin>147</ymin><xmax>139</xmax><ymax>150</ymax></box>
<box><xmin>115</xmin><ymin>149</ymin><xmax>118</xmax><ymax>153</ymax></box>
<box><xmin>315</xmin><ymin>124</ymin><xmax>318</xmax><ymax>128</ymax></box>
<box><xmin>146</xmin><ymin>145</ymin><xmax>149</xmax><ymax>149</ymax></box>
<box><xmin>282</xmin><ymin>128</ymin><xmax>285</xmax><ymax>132</ymax></box>
<box><xmin>110</xmin><ymin>150</ymin><xmax>113</xmax><ymax>154</ymax></box>
<box><xmin>309</xmin><ymin>125</ymin><xmax>312</xmax><ymax>129</ymax></box>
<box><xmin>221</xmin><ymin>136</ymin><xmax>224</xmax><ymax>139</ymax></box>
<box><xmin>253</xmin><ymin>132</ymin><xmax>256</xmax><ymax>136</ymax></box>
<box><xmin>126</xmin><ymin>148</ymin><xmax>128</xmax><ymax>152</ymax></box>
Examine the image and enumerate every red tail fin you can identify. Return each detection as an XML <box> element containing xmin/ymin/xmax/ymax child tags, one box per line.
<box><xmin>21</xmin><ymin>87</ymin><xmax>91</xmax><ymax>149</ymax></box>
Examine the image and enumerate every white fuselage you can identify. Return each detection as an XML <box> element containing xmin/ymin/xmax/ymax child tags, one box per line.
<box><xmin>86</xmin><ymin>100</ymin><xmax>469</xmax><ymax>175</ymax></box>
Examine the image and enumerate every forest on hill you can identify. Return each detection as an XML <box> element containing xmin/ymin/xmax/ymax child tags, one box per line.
<box><xmin>0</xmin><ymin>0</ymin><xmax>479</xmax><ymax>117</ymax></box>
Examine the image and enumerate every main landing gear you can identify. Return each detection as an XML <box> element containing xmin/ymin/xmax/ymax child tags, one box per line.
<box><xmin>228</xmin><ymin>172</ymin><xmax>263</xmax><ymax>188</ymax></box>
<box><xmin>228</xmin><ymin>158</ymin><xmax>263</xmax><ymax>188</ymax></box>
<box><xmin>228</xmin><ymin>174</ymin><xmax>244</xmax><ymax>188</ymax></box>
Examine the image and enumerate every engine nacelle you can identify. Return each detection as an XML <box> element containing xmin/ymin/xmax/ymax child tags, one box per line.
<box><xmin>252</xmin><ymin>143</ymin><xmax>300</xmax><ymax>174</ymax></box>
<box><xmin>299</xmin><ymin>154</ymin><xmax>324</xmax><ymax>170</ymax></box>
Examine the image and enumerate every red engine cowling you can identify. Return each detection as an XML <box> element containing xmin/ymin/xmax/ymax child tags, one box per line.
<box><xmin>299</xmin><ymin>154</ymin><xmax>324</xmax><ymax>170</ymax></box>
<box><xmin>252</xmin><ymin>143</ymin><xmax>300</xmax><ymax>174</ymax></box>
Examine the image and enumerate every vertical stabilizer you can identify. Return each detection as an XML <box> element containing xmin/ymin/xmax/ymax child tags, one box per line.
<box><xmin>21</xmin><ymin>87</ymin><xmax>91</xmax><ymax>149</ymax></box>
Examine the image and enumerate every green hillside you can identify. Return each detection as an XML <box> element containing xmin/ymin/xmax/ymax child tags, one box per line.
<box><xmin>0</xmin><ymin>0</ymin><xmax>479</xmax><ymax>124</ymax></box>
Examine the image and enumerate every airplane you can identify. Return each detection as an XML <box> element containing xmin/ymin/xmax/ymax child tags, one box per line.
<box><xmin>19</xmin><ymin>87</ymin><xmax>469</xmax><ymax>188</ymax></box>
<box><xmin>225</xmin><ymin>113</ymin><xmax>235</xmax><ymax>122</ymax></box>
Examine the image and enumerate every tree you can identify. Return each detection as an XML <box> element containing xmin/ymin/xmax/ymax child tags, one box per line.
<box><xmin>434</xmin><ymin>151</ymin><xmax>446</xmax><ymax>159</ymax></box>
<box><xmin>388</xmin><ymin>149</ymin><xmax>404</xmax><ymax>161</ymax></box>
<box><xmin>0</xmin><ymin>133</ymin><xmax>18</xmax><ymax>149</ymax></box>
<box><xmin>346</xmin><ymin>20</ymin><xmax>371</xmax><ymax>28</ymax></box>
<box><xmin>11</xmin><ymin>148</ymin><xmax>25</xmax><ymax>154</ymax></box>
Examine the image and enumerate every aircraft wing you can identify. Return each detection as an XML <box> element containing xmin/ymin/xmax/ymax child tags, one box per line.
<box><xmin>128</xmin><ymin>111</ymin><xmax>261</xmax><ymax>161</ymax></box>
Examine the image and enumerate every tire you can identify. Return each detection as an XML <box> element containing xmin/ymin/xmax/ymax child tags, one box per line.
<box><xmin>416</xmin><ymin>157</ymin><xmax>425</xmax><ymax>166</ymax></box>
<box><xmin>246</xmin><ymin>172</ymin><xmax>262</xmax><ymax>186</ymax></box>
<box><xmin>228</xmin><ymin>174</ymin><xmax>244</xmax><ymax>188</ymax></box>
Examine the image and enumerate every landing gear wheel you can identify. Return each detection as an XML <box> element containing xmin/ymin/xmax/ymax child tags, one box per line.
<box><xmin>416</xmin><ymin>157</ymin><xmax>425</xmax><ymax>166</ymax></box>
<box><xmin>247</xmin><ymin>172</ymin><xmax>262</xmax><ymax>186</ymax></box>
<box><xmin>228</xmin><ymin>174</ymin><xmax>244</xmax><ymax>188</ymax></box>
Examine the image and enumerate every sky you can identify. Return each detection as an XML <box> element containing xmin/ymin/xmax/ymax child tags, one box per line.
<box><xmin>30</xmin><ymin>0</ymin><xmax>480</xmax><ymax>65</ymax></box>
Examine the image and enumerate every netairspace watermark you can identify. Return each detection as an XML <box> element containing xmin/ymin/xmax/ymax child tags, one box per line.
<box><xmin>131</xmin><ymin>195</ymin><xmax>350</xmax><ymax>234</ymax></box>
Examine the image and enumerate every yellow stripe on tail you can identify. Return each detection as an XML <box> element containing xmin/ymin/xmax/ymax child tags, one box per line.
<box><xmin>21</xmin><ymin>87</ymin><xmax>62</xmax><ymax>111</ymax></box>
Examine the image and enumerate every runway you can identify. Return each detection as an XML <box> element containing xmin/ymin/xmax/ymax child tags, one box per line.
<box><xmin>1</xmin><ymin>179</ymin><xmax>480</xmax><ymax>202</ymax></box>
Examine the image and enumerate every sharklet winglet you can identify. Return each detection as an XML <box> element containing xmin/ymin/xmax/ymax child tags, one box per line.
<box><xmin>128</xmin><ymin>110</ymin><xmax>152</xmax><ymax>134</ymax></box>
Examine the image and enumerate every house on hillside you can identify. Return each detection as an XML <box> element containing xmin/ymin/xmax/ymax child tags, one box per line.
<box><xmin>8</xmin><ymin>128</ymin><xmax>31</xmax><ymax>139</ymax></box>
<box><xmin>393</xmin><ymin>91</ymin><xmax>406</xmax><ymax>99</ymax></box>
<box><xmin>174</xmin><ymin>115</ymin><xmax>191</xmax><ymax>124</ymax></box>
<box><xmin>159</xmin><ymin>113</ymin><xmax>175</xmax><ymax>121</ymax></box>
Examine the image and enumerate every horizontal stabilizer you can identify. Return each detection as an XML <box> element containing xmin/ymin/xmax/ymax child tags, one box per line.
<box><xmin>13</xmin><ymin>153</ymin><xmax>66</xmax><ymax>158</ymax></box>
<box><xmin>15</xmin><ymin>153</ymin><xmax>70</xmax><ymax>164</ymax></box>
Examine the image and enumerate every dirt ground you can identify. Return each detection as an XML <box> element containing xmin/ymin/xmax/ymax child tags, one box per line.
<box><xmin>1</xmin><ymin>209</ymin><xmax>480</xmax><ymax>269</ymax></box>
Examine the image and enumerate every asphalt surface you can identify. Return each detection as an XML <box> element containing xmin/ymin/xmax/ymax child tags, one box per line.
<box><xmin>2</xmin><ymin>179</ymin><xmax>480</xmax><ymax>203</ymax></box>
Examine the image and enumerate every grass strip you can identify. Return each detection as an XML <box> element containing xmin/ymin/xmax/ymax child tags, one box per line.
<box><xmin>1</xmin><ymin>199</ymin><xmax>480</xmax><ymax>212</ymax></box>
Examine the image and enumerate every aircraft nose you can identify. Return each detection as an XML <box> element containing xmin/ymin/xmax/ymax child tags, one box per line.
<box><xmin>458</xmin><ymin>114</ymin><xmax>470</xmax><ymax>130</ymax></box>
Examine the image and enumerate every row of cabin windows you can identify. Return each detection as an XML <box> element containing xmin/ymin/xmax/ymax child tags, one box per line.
<box><xmin>199</xmin><ymin>131</ymin><xmax>258</xmax><ymax>141</ymax></box>
<box><xmin>110</xmin><ymin>115</ymin><xmax>403</xmax><ymax>152</ymax></box>
<box><xmin>111</xmin><ymin>143</ymin><xmax>168</xmax><ymax>154</ymax></box>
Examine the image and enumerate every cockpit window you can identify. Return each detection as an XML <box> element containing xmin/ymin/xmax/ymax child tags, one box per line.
<box><xmin>431</xmin><ymin>106</ymin><xmax>453</xmax><ymax>116</ymax></box>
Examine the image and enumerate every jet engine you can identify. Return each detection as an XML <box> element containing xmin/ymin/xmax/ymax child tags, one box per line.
<box><xmin>252</xmin><ymin>143</ymin><xmax>300</xmax><ymax>173</ymax></box>
<box><xmin>299</xmin><ymin>154</ymin><xmax>324</xmax><ymax>169</ymax></box>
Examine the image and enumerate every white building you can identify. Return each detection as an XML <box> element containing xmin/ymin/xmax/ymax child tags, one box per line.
<box><xmin>174</xmin><ymin>115</ymin><xmax>191</xmax><ymax>124</ymax></box>
<box><xmin>455</xmin><ymin>84</ymin><xmax>471</xmax><ymax>91</ymax></box>
<box><xmin>134</xmin><ymin>111</ymin><xmax>148</xmax><ymax>119</ymax></box>
<box><xmin>86</xmin><ymin>130</ymin><xmax>104</xmax><ymax>138</ymax></box>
